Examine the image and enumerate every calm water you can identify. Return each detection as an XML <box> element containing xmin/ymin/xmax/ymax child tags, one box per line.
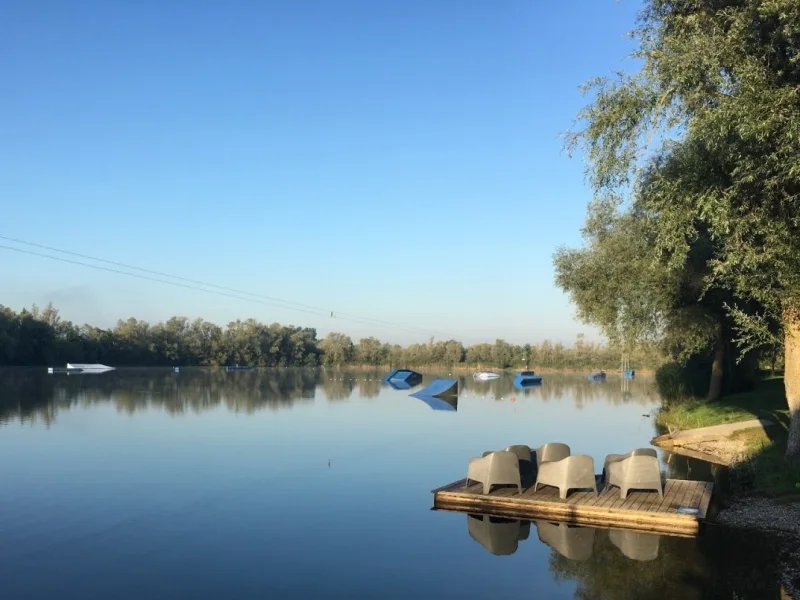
<box><xmin>0</xmin><ymin>369</ymin><xmax>789</xmax><ymax>599</ymax></box>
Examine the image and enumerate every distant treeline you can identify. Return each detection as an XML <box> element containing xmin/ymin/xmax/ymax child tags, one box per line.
<box><xmin>0</xmin><ymin>303</ymin><xmax>662</xmax><ymax>369</ymax></box>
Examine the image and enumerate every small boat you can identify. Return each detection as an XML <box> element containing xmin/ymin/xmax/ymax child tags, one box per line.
<box><xmin>66</xmin><ymin>363</ymin><xmax>115</xmax><ymax>373</ymax></box>
<box><xmin>174</xmin><ymin>367</ymin><xmax>180</xmax><ymax>373</ymax></box>
<box><xmin>225</xmin><ymin>364</ymin><xmax>255</xmax><ymax>372</ymax></box>
<box><xmin>624</xmin><ymin>369</ymin><xmax>636</xmax><ymax>380</ymax></box>
<box><xmin>588</xmin><ymin>371</ymin><xmax>607</xmax><ymax>381</ymax></box>
<box><xmin>473</xmin><ymin>371</ymin><xmax>500</xmax><ymax>381</ymax></box>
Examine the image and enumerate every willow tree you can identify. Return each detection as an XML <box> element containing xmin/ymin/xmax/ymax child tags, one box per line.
<box><xmin>554</xmin><ymin>191</ymin><xmax>738</xmax><ymax>400</ymax></box>
<box><xmin>568</xmin><ymin>0</ymin><xmax>800</xmax><ymax>460</ymax></box>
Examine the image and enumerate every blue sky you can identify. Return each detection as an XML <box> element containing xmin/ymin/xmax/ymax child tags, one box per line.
<box><xmin>1</xmin><ymin>0</ymin><xmax>641</xmax><ymax>346</ymax></box>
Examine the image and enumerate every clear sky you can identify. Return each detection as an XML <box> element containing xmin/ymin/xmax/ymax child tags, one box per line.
<box><xmin>1</xmin><ymin>0</ymin><xmax>641</xmax><ymax>346</ymax></box>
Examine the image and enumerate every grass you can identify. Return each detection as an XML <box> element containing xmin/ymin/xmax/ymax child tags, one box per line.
<box><xmin>657</xmin><ymin>377</ymin><xmax>799</xmax><ymax>498</ymax></box>
<box><xmin>727</xmin><ymin>427</ymin><xmax>800</xmax><ymax>497</ymax></box>
<box><xmin>656</xmin><ymin>376</ymin><xmax>789</xmax><ymax>431</ymax></box>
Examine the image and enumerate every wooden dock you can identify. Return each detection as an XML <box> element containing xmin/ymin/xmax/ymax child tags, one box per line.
<box><xmin>432</xmin><ymin>477</ymin><xmax>713</xmax><ymax>536</ymax></box>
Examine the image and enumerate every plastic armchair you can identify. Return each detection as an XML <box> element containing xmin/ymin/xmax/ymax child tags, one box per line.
<box><xmin>605</xmin><ymin>455</ymin><xmax>663</xmax><ymax>499</ymax></box>
<box><xmin>534</xmin><ymin>455</ymin><xmax>597</xmax><ymax>500</ymax></box>
<box><xmin>466</xmin><ymin>451</ymin><xmax>522</xmax><ymax>495</ymax></box>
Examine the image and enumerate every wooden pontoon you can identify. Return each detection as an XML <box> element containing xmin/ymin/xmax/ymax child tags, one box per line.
<box><xmin>432</xmin><ymin>477</ymin><xmax>713</xmax><ymax>536</ymax></box>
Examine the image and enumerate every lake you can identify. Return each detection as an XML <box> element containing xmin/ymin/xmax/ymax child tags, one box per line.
<box><xmin>0</xmin><ymin>369</ymin><xmax>789</xmax><ymax>599</ymax></box>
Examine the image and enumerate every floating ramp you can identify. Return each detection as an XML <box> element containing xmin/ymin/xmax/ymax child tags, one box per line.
<box><xmin>410</xmin><ymin>378</ymin><xmax>459</xmax><ymax>411</ymax></box>
<box><xmin>384</xmin><ymin>369</ymin><xmax>423</xmax><ymax>390</ymax></box>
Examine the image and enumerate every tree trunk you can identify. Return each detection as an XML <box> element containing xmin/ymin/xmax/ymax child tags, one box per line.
<box><xmin>784</xmin><ymin>307</ymin><xmax>800</xmax><ymax>463</ymax></box>
<box><xmin>707</xmin><ymin>322</ymin><xmax>725</xmax><ymax>401</ymax></box>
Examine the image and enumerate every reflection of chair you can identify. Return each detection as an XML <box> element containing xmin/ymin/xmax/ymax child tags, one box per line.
<box><xmin>534</xmin><ymin>443</ymin><xmax>571</xmax><ymax>468</ymax></box>
<box><xmin>467</xmin><ymin>451</ymin><xmax>521</xmax><ymax>494</ymax></box>
<box><xmin>602</xmin><ymin>448</ymin><xmax>658</xmax><ymax>482</ymax></box>
<box><xmin>534</xmin><ymin>455</ymin><xmax>597</xmax><ymax>499</ymax></box>
<box><xmin>605</xmin><ymin>455</ymin><xmax>663</xmax><ymax>499</ymax></box>
<box><xmin>535</xmin><ymin>521</ymin><xmax>595</xmax><ymax>560</ymax></box>
<box><xmin>467</xmin><ymin>515</ymin><xmax>529</xmax><ymax>555</ymax></box>
<box><xmin>608</xmin><ymin>529</ymin><xmax>660</xmax><ymax>561</ymax></box>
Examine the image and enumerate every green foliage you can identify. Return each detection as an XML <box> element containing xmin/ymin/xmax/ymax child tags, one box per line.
<box><xmin>0</xmin><ymin>303</ymin><xmax>665</xmax><ymax>370</ymax></box>
<box><xmin>654</xmin><ymin>359</ymin><xmax>711</xmax><ymax>402</ymax></box>
<box><xmin>568</xmin><ymin>0</ymin><xmax>800</xmax><ymax>348</ymax></box>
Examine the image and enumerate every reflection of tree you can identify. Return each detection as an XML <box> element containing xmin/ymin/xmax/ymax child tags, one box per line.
<box><xmin>462</xmin><ymin>374</ymin><xmax>658</xmax><ymax>408</ymax></box>
<box><xmin>550</xmin><ymin>525</ymin><xmax>787</xmax><ymax>599</ymax></box>
<box><xmin>0</xmin><ymin>370</ymin><xmax>661</xmax><ymax>426</ymax></box>
<box><xmin>0</xmin><ymin>368</ymin><xmax>319</xmax><ymax>424</ymax></box>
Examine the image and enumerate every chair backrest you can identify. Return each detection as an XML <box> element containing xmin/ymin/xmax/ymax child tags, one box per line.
<box><xmin>620</xmin><ymin>454</ymin><xmax>660</xmax><ymax>476</ymax></box>
<box><xmin>564</xmin><ymin>454</ymin><xmax>596</xmax><ymax>478</ymax></box>
<box><xmin>630</xmin><ymin>448</ymin><xmax>658</xmax><ymax>458</ymax></box>
<box><xmin>505</xmin><ymin>445</ymin><xmax>533</xmax><ymax>464</ymax></box>
<box><xmin>488</xmin><ymin>450</ymin><xmax>520</xmax><ymax>470</ymax></box>
<box><xmin>536</xmin><ymin>442</ymin><xmax>571</xmax><ymax>467</ymax></box>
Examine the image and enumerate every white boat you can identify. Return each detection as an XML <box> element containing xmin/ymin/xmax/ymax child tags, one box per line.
<box><xmin>473</xmin><ymin>371</ymin><xmax>500</xmax><ymax>381</ymax></box>
<box><xmin>66</xmin><ymin>363</ymin><xmax>115</xmax><ymax>373</ymax></box>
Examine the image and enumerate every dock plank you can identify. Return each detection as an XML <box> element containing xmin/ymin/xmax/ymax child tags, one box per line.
<box><xmin>697</xmin><ymin>482</ymin><xmax>714</xmax><ymax>519</ymax></box>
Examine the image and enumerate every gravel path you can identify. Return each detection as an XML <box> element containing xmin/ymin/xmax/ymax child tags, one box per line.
<box><xmin>714</xmin><ymin>498</ymin><xmax>800</xmax><ymax>597</ymax></box>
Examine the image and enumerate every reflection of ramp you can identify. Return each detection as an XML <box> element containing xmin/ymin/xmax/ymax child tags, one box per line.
<box><xmin>410</xmin><ymin>378</ymin><xmax>459</xmax><ymax>411</ymax></box>
<box><xmin>384</xmin><ymin>369</ymin><xmax>423</xmax><ymax>390</ymax></box>
<box><xmin>414</xmin><ymin>378</ymin><xmax>458</xmax><ymax>398</ymax></box>
<box><xmin>412</xmin><ymin>393</ymin><xmax>458</xmax><ymax>411</ymax></box>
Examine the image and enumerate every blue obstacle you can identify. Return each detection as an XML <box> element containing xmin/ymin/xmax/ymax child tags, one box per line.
<box><xmin>384</xmin><ymin>369</ymin><xmax>423</xmax><ymax>390</ymax></box>
<box><xmin>413</xmin><ymin>378</ymin><xmax>458</xmax><ymax>398</ymax></box>
<box><xmin>513</xmin><ymin>372</ymin><xmax>543</xmax><ymax>389</ymax></box>
<box><xmin>410</xmin><ymin>378</ymin><xmax>458</xmax><ymax>411</ymax></box>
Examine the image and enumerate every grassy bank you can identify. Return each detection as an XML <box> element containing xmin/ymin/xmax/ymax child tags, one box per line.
<box><xmin>656</xmin><ymin>377</ymin><xmax>789</xmax><ymax>430</ymax></box>
<box><xmin>657</xmin><ymin>378</ymin><xmax>799</xmax><ymax>497</ymax></box>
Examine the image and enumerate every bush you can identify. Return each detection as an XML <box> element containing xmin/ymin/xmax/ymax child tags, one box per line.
<box><xmin>655</xmin><ymin>357</ymin><xmax>710</xmax><ymax>401</ymax></box>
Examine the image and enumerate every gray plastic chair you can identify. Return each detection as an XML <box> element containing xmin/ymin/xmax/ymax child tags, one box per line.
<box><xmin>534</xmin><ymin>442</ymin><xmax>571</xmax><ymax>468</ymax></box>
<box><xmin>608</xmin><ymin>529</ymin><xmax>660</xmax><ymax>561</ymax></box>
<box><xmin>504</xmin><ymin>444</ymin><xmax>533</xmax><ymax>465</ymax></box>
<box><xmin>534</xmin><ymin>455</ymin><xmax>597</xmax><ymax>499</ymax></box>
<box><xmin>467</xmin><ymin>515</ymin><xmax>527</xmax><ymax>555</ymax></box>
<box><xmin>466</xmin><ymin>450</ymin><xmax>522</xmax><ymax>495</ymax></box>
<box><xmin>505</xmin><ymin>444</ymin><xmax>534</xmax><ymax>485</ymax></box>
<box><xmin>605</xmin><ymin>454</ymin><xmax>663</xmax><ymax>499</ymax></box>
<box><xmin>480</xmin><ymin>446</ymin><xmax>533</xmax><ymax>476</ymax></box>
<box><xmin>535</xmin><ymin>521</ymin><xmax>595</xmax><ymax>560</ymax></box>
<box><xmin>602</xmin><ymin>448</ymin><xmax>658</xmax><ymax>482</ymax></box>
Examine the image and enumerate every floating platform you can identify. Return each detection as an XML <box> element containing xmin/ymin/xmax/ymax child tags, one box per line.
<box><xmin>432</xmin><ymin>477</ymin><xmax>713</xmax><ymax>536</ymax></box>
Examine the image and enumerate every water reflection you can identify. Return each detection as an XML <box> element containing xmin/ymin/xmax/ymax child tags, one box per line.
<box><xmin>466</xmin><ymin>515</ymin><xmax>657</xmax><ymax>563</ymax></box>
<box><xmin>0</xmin><ymin>368</ymin><xmax>656</xmax><ymax>426</ymax></box>
<box><xmin>467</xmin><ymin>514</ymin><xmax>530</xmax><ymax>555</ymax></box>
<box><xmin>461</xmin><ymin>511</ymin><xmax>791</xmax><ymax>599</ymax></box>
<box><xmin>607</xmin><ymin>529</ymin><xmax>660</xmax><ymax>561</ymax></box>
<box><xmin>536</xmin><ymin>521</ymin><xmax>596</xmax><ymax>561</ymax></box>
